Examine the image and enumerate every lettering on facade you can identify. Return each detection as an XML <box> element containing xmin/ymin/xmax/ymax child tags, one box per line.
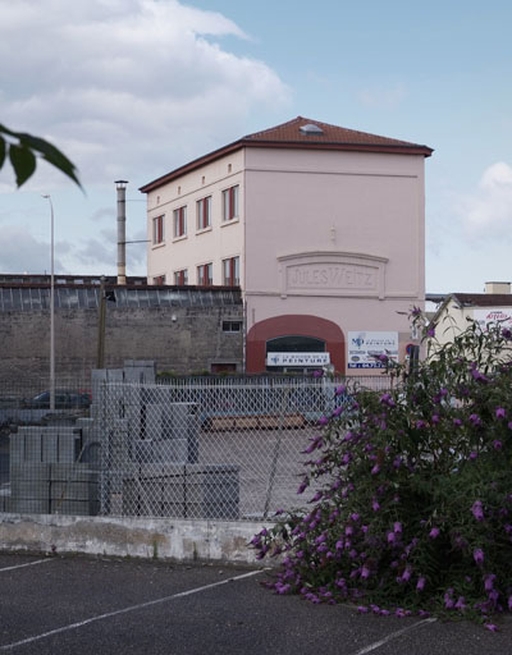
<box><xmin>287</xmin><ymin>264</ymin><xmax>377</xmax><ymax>292</ymax></box>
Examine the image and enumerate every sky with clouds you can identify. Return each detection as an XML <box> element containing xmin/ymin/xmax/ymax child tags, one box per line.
<box><xmin>1</xmin><ymin>0</ymin><xmax>511</xmax><ymax>292</ymax></box>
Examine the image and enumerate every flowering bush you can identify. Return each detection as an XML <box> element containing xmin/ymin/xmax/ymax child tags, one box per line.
<box><xmin>251</xmin><ymin>313</ymin><xmax>512</xmax><ymax>628</ymax></box>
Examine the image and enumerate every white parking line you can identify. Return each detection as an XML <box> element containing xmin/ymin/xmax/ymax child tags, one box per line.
<box><xmin>0</xmin><ymin>568</ymin><xmax>264</xmax><ymax>651</ymax></box>
<box><xmin>0</xmin><ymin>558</ymin><xmax>53</xmax><ymax>573</ymax></box>
<box><xmin>351</xmin><ymin>616</ymin><xmax>437</xmax><ymax>655</ymax></box>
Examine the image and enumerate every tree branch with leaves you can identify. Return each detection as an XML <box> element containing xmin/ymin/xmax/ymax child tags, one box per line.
<box><xmin>0</xmin><ymin>123</ymin><xmax>81</xmax><ymax>189</ymax></box>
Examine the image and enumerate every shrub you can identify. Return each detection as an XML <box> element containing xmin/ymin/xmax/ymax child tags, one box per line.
<box><xmin>251</xmin><ymin>312</ymin><xmax>512</xmax><ymax>628</ymax></box>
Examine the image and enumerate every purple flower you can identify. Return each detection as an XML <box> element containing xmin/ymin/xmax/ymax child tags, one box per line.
<box><xmin>444</xmin><ymin>589</ymin><xmax>454</xmax><ymax>609</ymax></box>
<box><xmin>469</xmin><ymin>451</ymin><xmax>478</xmax><ymax>460</ymax></box>
<box><xmin>471</xmin><ymin>500</ymin><xmax>484</xmax><ymax>521</ymax></box>
<box><xmin>361</xmin><ymin>565</ymin><xmax>371</xmax><ymax>579</ymax></box>
<box><xmin>495</xmin><ymin>407</ymin><xmax>506</xmax><ymax>419</ymax></box>
<box><xmin>335</xmin><ymin>384</ymin><xmax>347</xmax><ymax>396</ymax></box>
<box><xmin>429</xmin><ymin>527</ymin><xmax>440</xmax><ymax>539</ymax></box>
<box><xmin>317</xmin><ymin>415</ymin><xmax>329</xmax><ymax>426</ymax></box>
<box><xmin>416</xmin><ymin>576</ymin><xmax>426</xmax><ymax>591</ymax></box>
<box><xmin>371</xmin><ymin>464</ymin><xmax>381</xmax><ymax>475</ymax></box>
<box><xmin>473</xmin><ymin>548</ymin><xmax>485</xmax><ymax>566</ymax></box>
<box><xmin>453</xmin><ymin>418</ymin><xmax>463</xmax><ymax>427</ymax></box>
<box><xmin>400</xmin><ymin>566</ymin><xmax>412</xmax><ymax>583</ymax></box>
<box><xmin>484</xmin><ymin>623</ymin><xmax>498</xmax><ymax>632</ymax></box>
<box><xmin>469</xmin><ymin>413</ymin><xmax>482</xmax><ymax>427</ymax></box>
<box><xmin>471</xmin><ymin>367</ymin><xmax>489</xmax><ymax>383</ymax></box>
<box><xmin>484</xmin><ymin>573</ymin><xmax>496</xmax><ymax>592</ymax></box>
<box><xmin>493</xmin><ymin>439</ymin><xmax>503</xmax><ymax>451</ymax></box>
<box><xmin>394</xmin><ymin>521</ymin><xmax>402</xmax><ymax>533</ymax></box>
<box><xmin>387</xmin><ymin>531</ymin><xmax>396</xmax><ymax>544</ymax></box>
<box><xmin>379</xmin><ymin>392</ymin><xmax>395</xmax><ymax>407</ymax></box>
<box><xmin>372</xmin><ymin>499</ymin><xmax>380</xmax><ymax>512</ymax></box>
<box><xmin>427</xmin><ymin>325</ymin><xmax>436</xmax><ymax>338</ymax></box>
<box><xmin>454</xmin><ymin>596</ymin><xmax>467</xmax><ymax>611</ymax></box>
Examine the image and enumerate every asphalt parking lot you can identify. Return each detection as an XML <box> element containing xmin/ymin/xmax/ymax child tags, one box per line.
<box><xmin>1</xmin><ymin>552</ymin><xmax>511</xmax><ymax>655</ymax></box>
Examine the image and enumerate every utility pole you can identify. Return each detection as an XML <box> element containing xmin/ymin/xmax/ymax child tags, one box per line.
<box><xmin>42</xmin><ymin>194</ymin><xmax>55</xmax><ymax>411</ymax></box>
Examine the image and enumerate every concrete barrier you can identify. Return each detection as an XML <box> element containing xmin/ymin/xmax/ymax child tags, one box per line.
<box><xmin>0</xmin><ymin>513</ymin><xmax>274</xmax><ymax>565</ymax></box>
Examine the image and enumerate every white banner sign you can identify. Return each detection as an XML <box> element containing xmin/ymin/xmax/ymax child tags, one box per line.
<box><xmin>473</xmin><ymin>309</ymin><xmax>512</xmax><ymax>329</ymax></box>
<box><xmin>266</xmin><ymin>352</ymin><xmax>331</xmax><ymax>367</ymax></box>
<box><xmin>348</xmin><ymin>331</ymin><xmax>398</xmax><ymax>369</ymax></box>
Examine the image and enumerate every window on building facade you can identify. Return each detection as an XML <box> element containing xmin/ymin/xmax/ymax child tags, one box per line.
<box><xmin>153</xmin><ymin>275</ymin><xmax>166</xmax><ymax>286</ymax></box>
<box><xmin>196</xmin><ymin>196</ymin><xmax>212</xmax><ymax>231</ymax></box>
<box><xmin>152</xmin><ymin>215</ymin><xmax>164</xmax><ymax>245</ymax></box>
<box><xmin>173</xmin><ymin>206</ymin><xmax>187</xmax><ymax>238</ymax></box>
<box><xmin>222</xmin><ymin>320</ymin><xmax>242</xmax><ymax>333</ymax></box>
<box><xmin>222</xmin><ymin>256</ymin><xmax>240</xmax><ymax>286</ymax></box>
<box><xmin>174</xmin><ymin>269</ymin><xmax>188</xmax><ymax>286</ymax></box>
<box><xmin>222</xmin><ymin>185</ymin><xmax>239</xmax><ymax>222</ymax></box>
<box><xmin>197</xmin><ymin>263</ymin><xmax>213</xmax><ymax>286</ymax></box>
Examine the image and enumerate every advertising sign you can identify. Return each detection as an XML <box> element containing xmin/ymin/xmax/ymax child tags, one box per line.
<box><xmin>266</xmin><ymin>352</ymin><xmax>331</xmax><ymax>367</ymax></box>
<box><xmin>473</xmin><ymin>309</ymin><xmax>512</xmax><ymax>330</ymax></box>
<box><xmin>348</xmin><ymin>331</ymin><xmax>399</xmax><ymax>369</ymax></box>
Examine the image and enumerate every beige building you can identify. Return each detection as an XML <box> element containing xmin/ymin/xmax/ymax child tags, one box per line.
<box><xmin>427</xmin><ymin>281</ymin><xmax>512</xmax><ymax>348</ymax></box>
<box><xmin>140</xmin><ymin>117</ymin><xmax>433</xmax><ymax>374</ymax></box>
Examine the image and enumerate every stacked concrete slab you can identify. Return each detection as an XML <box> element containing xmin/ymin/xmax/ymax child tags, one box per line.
<box><xmin>122</xmin><ymin>463</ymin><xmax>239</xmax><ymax>519</ymax></box>
<box><xmin>7</xmin><ymin>426</ymin><xmax>99</xmax><ymax>515</ymax></box>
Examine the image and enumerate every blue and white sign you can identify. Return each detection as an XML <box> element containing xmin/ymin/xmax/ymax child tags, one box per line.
<box><xmin>348</xmin><ymin>331</ymin><xmax>398</xmax><ymax>369</ymax></box>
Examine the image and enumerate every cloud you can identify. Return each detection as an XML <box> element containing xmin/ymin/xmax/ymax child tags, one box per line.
<box><xmin>457</xmin><ymin>162</ymin><xmax>512</xmax><ymax>237</ymax></box>
<box><xmin>0</xmin><ymin>226</ymin><xmax>60</xmax><ymax>273</ymax></box>
<box><xmin>357</xmin><ymin>83</ymin><xmax>407</xmax><ymax>110</ymax></box>
<box><xmin>0</xmin><ymin>0</ymin><xmax>291</xmax><ymax>189</ymax></box>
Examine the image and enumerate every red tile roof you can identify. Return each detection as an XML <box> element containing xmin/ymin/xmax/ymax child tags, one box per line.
<box><xmin>140</xmin><ymin>116</ymin><xmax>433</xmax><ymax>192</ymax></box>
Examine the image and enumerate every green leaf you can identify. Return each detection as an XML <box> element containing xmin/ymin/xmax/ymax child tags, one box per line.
<box><xmin>0</xmin><ymin>123</ymin><xmax>82</xmax><ymax>190</ymax></box>
<box><xmin>19</xmin><ymin>133</ymin><xmax>82</xmax><ymax>189</ymax></box>
<box><xmin>0</xmin><ymin>136</ymin><xmax>5</xmax><ymax>170</ymax></box>
<box><xmin>9</xmin><ymin>143</ymin><xmax>37</xmax><ymax>187</ymax></box>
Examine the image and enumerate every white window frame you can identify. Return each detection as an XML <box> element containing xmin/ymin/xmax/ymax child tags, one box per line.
<box><xmin>222</xmin><ymin>185</ymin><xmax>239</xmax><ymax>222</ymax></box>
<box><xmin>173</xmin><ymin>206</ymin><xmax>187</xmax><ymax>238</ymax></box>
<box><xmin>196</xmin><ymin>196</ymin><xmax>212</xmax><ymax>231</ymax></box>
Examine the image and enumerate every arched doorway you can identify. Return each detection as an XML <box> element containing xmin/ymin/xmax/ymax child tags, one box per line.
<box><xmin>246</xmin><ymin>315</ymin><xmax>345</xmax><ymax>373</ymax></box>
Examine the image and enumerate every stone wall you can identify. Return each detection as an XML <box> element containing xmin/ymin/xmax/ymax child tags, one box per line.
<box><xmin>0</xmin><ymin>282</ymin><xmax>243</xmax><ymax>389</ymax></box>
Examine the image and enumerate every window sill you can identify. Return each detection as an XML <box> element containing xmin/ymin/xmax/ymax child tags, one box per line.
<box><xmin>221</xmin><ymin>217</ymin><xmax>240</xmax><ymax>227</ymax></box>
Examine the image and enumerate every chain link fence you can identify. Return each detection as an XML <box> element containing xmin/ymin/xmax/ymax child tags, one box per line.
<box><xmin>1</xmin><ymin>375</ymin><xmax>390</xmax><ymax>521</ymax></box>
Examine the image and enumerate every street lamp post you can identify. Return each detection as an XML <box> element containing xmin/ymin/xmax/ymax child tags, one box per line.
<box><xmin>42</xmin><ymin>194</ymin><xmax>55</xmax><ymax>411</ymax></box>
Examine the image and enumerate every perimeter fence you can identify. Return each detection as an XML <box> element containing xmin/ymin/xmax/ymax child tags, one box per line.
<box><xmin>0</xmin><ymin>375</ymin><xmax>391</xmax><ymax>522</ymax></box>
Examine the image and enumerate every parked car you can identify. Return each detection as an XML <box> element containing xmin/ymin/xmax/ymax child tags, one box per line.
<box><xmin>23</xmin><ymin>390</ymin><xmax>91</xmax><ymax>410</ymax></box>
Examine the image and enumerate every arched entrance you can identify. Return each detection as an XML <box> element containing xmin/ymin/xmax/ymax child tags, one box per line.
<box><xmin>246</xmin><ymin>315</ymin><xmax>345</xmax><ymax>373</ymax></box>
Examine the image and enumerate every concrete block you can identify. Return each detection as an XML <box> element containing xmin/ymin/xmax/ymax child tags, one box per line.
<box><xmin>8</xmin><ymin>498</ymin><xmax>50</xmax><ymax>514</ymax></box>
<box><xmin>50</xmin><ymin>464</ymin><xmax>98</xmax><ymax>483</ymax></box>
<box><xmin>10</xmin><ymin>479</ymin><xmax>50</xmax><ymax>500</ymax></box>
<box><xmin>10</xmin><ymin>463</ymin><xmax>51</xmax><ymax>481</ymax></box>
